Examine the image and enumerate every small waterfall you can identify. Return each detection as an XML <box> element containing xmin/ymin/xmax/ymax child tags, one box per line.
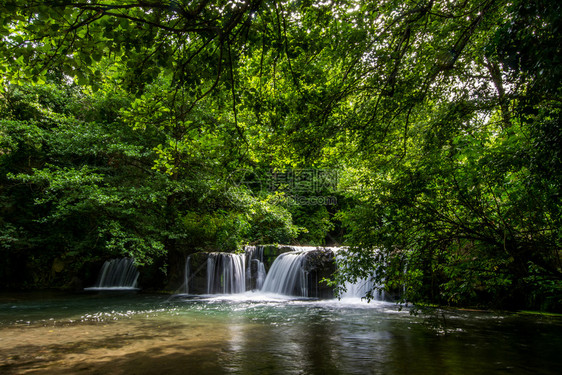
<box><xmin>261</xmin><ymin>251</ymin><xmax>310</xmax><ymax>297</ymax></box>
<box><xmin>340</xmin><ymin>278</ymin><xmax>385</xmax><ymax>300</ymax></box>
<box><xmin>255</xmin><ymin>260</ymin><xmax>267</xmax><ymax>290</ymax></box>
<box><xmin>245</xmin><ymin>246</ymin><xmax>267</xmax><ymax>291</ymax></box>
<box><xmin>206</xmin><ymin>253</ymin><xmax>246</xmax><ymax>294</ymax></box>
<box><xmin>335</xmin><ymin>251</ymin><xmax>385</xmax><ymax>301</ymax></box>
<box><xmin>206</xmin><ymin>257</ymin><xmax>214</xmax><ymax>293</ymax></box>
<box><xmin>180</xmin><ymin>246</ymin><xmax>340</xmax><ymax>298</ymax></box>
<box><xmin>86</xmin><ymin>258</ymin><xmax>140</xmax><ymax>290</ymax></box>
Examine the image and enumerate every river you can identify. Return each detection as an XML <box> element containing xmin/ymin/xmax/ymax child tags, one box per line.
<box><xmin>1</xmin><ymin>292</ymin><xmax>560</xmax><ymax>374</ymax></box>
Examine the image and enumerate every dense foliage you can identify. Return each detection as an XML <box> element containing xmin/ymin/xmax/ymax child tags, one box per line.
<box><xmin>0</xmin><ymin>0</ymin><xmax>560</xmax><ymax>310</ymax></box>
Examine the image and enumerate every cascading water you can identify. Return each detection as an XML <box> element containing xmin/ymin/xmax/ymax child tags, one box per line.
<box><xmin>340</xmin><ymin>278</ymin><xmax>385</xmax><ymax>300</ymax></box>
<box><xmin>255</xmin><ymin>260</ymin><xmax>267</xmax><ymax>290</ymax></box>
<box><xmin>261</xmin><ymin>251</ymin><xmax>309</xmax><ymax>296</ymax></box>
<box><xmin>85</xmin><ymin>258</ymin><xmax>140</xmax><ymax>290</ymax></box>
<box><xmin>180</xmin><ymin>245</ymin><xmax>387</xmax><ymax>300</ymax></box>
<box><xmin>206</xmin><ymin>253</ymin><xmax>246</xmax><ymax>294</ymax></box>
<box><xmin>182</xmin><ymin>246</ymin><xmax>326</xmax><ymax>296</ymax></box>
<box><xmin>245</xmin><ymin>246</ymin><xmax>267</xmax><ymax>291</ymax></box>
<box><xmin>335</xmin><ymin>251</ymin><xmax>385</xmax><ymax>301</ymax></box>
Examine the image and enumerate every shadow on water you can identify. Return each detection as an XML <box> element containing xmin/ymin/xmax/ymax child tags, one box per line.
<box><xmin>3</xmin><ymin>346</ymin><xmax>225</xmax><ymax>375</ymax></box>
<box><xmin>0</xmin><ymin>317</ymin><xmax>228</xmax><ymax>374</ymax></box>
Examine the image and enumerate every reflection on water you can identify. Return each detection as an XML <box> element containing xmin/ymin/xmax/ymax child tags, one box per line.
<box><xmin>0</xmin><ymin>292</ymin><xmax>561</xmax><ymax>374</ymax></box>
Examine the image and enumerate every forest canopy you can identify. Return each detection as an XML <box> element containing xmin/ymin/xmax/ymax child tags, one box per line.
<box><xmin>1</xmin><ymin>0</ymin><xmax>560</xmax><ymax>311</ymax></box>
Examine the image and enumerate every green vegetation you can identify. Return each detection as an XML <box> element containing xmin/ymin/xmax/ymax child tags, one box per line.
<box><xmin>0</xmin><ymin>0</ymin><xmax>560</xmax><ymax>311</ymax></box>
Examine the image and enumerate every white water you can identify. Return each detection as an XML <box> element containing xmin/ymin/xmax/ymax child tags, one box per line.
<box><xmin>85</xmin><ymin>258</ymin><xmax>140</xmax><ymax>290</ymax></box>
<box><xmin>206</xmin><ymin>253</ymin><xmax>246</xmax><ymax>294</ymax></box>
<box><xmin>255</xmin><ymin>260</ymin><xmax>266</xmax><ymax>290</ymax></box>
<box><xmin>340</xmin><ymin>277</ymin><xmax>385</xmax><ymax>300</ymax></box>
<box><xmin>181</xmin><ymin>246</ymin><xmax>385</xmax><ymax>300</ymax></box>
<box><xmin>245</xmin><ymin>246</ymin><xmax>267</xmax><ymax>290</ymax></box>
<box><xmin>261</xmin><ymin>251</ymin><xmax>310</xmax><ymax>297</ymax></box>
<box><xmin>335</xmin><ymin>251</ymin><xmax>385</xmax><ymax>300</ymax></box>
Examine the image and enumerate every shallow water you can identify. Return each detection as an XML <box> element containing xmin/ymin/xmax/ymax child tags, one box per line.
<box><xmin>0</xmin><ymin>292</ymin><xmax>560</xmax><ymax>374</ymax></box>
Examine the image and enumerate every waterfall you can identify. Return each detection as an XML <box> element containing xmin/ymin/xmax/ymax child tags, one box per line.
<box><xmin>335</xmin><ymin>251</ymin><xmax>385</xmax><ymax>301</ymax></box>
<box><xmin>206</xmin><ymin>253</ymin><xmax>246</xmax><ymax>294</ymax></box>
<box><xmin>261</xmin><ymin>251</ymin><xmax>310</xmax><ymax>297</ymax></box>
<box><xmin>340</xmin><ymin>278</ymin><xmax>385</xmax><ymax>300</ymax></box>
<box><xmin>245</xmin><ymin>246</ymin><xmax>267</xmax><ymax>291</ymax></box>
<box><xmin>86</xmin><ymin>258</ymin><xmax>140</xmax><ymax>290</ymax></box>
<box><xmin>181</xmin><ymin>246</ymin><xmax>366</xmax><ymax>299</ymax></box>
<box><xmin>255</xmin><ymin>260</ymin><xmax>267</xmax><ymax>290</ymax></box>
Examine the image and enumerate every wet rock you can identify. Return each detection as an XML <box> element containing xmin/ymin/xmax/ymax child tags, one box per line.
<box><xmin>303</xmin><ymin>249</ymin><xmax>337</xmax><ymax>298</ymax></box>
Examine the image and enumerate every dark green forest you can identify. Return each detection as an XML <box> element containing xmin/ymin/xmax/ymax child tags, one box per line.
<box><xmin>0</xmin><ymin>0</ymin><xmax>560</xmax><ymax>311</ymax></box>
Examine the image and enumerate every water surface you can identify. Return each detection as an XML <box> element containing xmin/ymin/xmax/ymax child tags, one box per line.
<box><xmin>1</xmin><ymin>292</ymin><xmax>560</xmax><ymax>374</ymax></box>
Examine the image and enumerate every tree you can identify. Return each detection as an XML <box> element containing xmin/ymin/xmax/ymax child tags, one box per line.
<box><xmin>1</xmin><ymin>0</ymin><xmax>559</xmax><ymax>309</ymax></box>
<box><xmin>332</xmin><ymin>0</ymin><xmax>561</xmax><ymax>310</ymax></box>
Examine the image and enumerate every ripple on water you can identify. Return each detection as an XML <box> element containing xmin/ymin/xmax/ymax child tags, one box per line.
<box><xmin>1</xmin><ymin>293</ymin><xmax>561</xmax><ymax>375</ymax></box>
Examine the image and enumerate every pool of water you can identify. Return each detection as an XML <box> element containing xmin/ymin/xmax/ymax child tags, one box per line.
<box><xmin>1</xmin><ymin>292</ymin><xmax>560</xmax><ymax>374</ymax></box>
